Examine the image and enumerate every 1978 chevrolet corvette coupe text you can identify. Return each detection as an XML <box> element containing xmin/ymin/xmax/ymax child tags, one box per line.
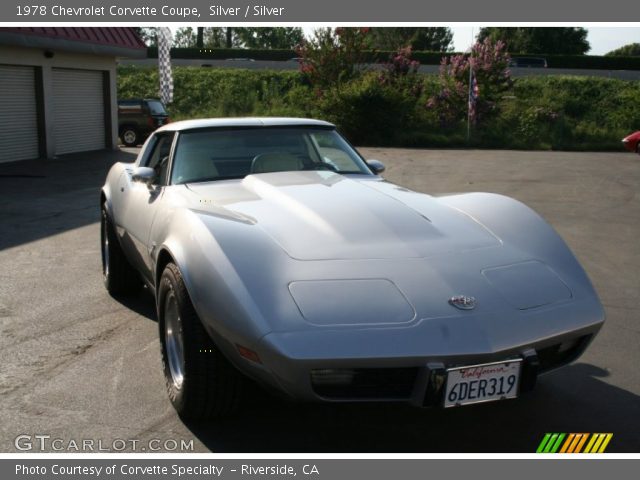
<box><xmin>101</xmin><ymin>118</ymin><xmax>604</xmax><ymax>418</ymax></box>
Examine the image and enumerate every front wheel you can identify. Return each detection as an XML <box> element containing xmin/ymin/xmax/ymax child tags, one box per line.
<box><xmin>158</xmin><ymin>263</ymin><xmax>243</xmax><ymax>418</ymax></box>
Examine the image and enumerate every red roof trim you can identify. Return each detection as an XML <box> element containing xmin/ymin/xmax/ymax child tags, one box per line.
<box><xmin>0</xmin><ymin>27</ymin><xmax>146</xmax><ymax>51</ymax></box>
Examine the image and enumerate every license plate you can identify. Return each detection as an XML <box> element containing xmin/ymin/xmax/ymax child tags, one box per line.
<box><xmin>443</xmin><ymin>359</ymin><xmax>521</xmax><ymax>408</ymax></box>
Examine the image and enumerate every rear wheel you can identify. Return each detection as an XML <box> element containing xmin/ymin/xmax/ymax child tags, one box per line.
<box><xmin>101</xmin><ymin>206</ymin><xmax>141</xmax><ymax>295</ymax></box>
<box><xmin>120</xmin><ymin>127</ymin><xmax>139</xmax><ymax>147</ymax></box>
<box><xmin>158</xmin><ymin>262</ymin><xmax>243</xmax><ymax>418</ymax></box>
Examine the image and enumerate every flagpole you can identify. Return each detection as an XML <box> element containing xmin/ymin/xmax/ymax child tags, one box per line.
<box><xmin>467</xmin><ymin>27</ymin><xmax>474</xmax><ymax>143</ymax></box>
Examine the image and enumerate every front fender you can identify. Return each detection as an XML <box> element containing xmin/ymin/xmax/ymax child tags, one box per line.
<box><xmin>437</xmin><ymin>192</ymin><xmax>603</xmax><ymax>305</ymax></box>
<box><xmin>156</xmin><ymin>209</ymin><xmax>273</xmax><ymax>351</ymax></box>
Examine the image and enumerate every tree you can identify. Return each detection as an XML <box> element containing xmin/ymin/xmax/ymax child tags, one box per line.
<box><xmin>234</xmin><ymin>28</ymin><xmax>304</xmax><ymax>50</ymax></box>
<box><xmin>196</xmin><ymin>27</ymin><xmax>204</xmax><ymax>48</ymax></box>
<box><xmin>173</xmin><ymin>28</ymin><xmax>242</xmax><ymax>48</ymax></box>
<box><xmin>172</xmin><ymin>27</ymin><xmax>197</xmax><ymax>48</ymax></box>
<box><xmin>368</xmin><ymin>27</ymin><xmax>454</xmax><ymax>52</ymax></box>
<box><xmin>296</xmin><ymin>27</ymin><xmax>371</xmax><ymax>91</ymax></box>
<box><xmin>203</xmin><ymin>28</ymin><xmax>234</xmax><ymax>48</ymax></box>
<box><xmin>133</xmin><ymin>27</ymin><xmax>158</xmax><ymax>47</ymax></box>
<box><xmin>226</xmin><ymin>27</ymin><xmax>233</xmax><ymax>48</ymax></box>
<box><xmin>606</xmin><ymin>43</ymin><xmax>640</xmax><ymax>56</ymax></box>
<box><xmin>477</xmin><ymin>27</ymin><xmax>590</xmax><ymax>55</ymax></box>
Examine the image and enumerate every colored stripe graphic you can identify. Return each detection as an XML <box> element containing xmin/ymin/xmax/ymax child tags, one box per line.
<box><xmin>567</xmin><ymin>433</ymin><xmax>584</xmax><ymax>453</ymax></box>
<box><xmin>550</xmin><ymin>433</ymin><xmax>566</xmax><ymax>453</ymax></box>
<box><xmin>584</xmin><ymin>434</ymin><xmax>598</xmax><ymax>453</ymax></box>
<box><xmin>598</xmin><ymin>434</ymin><xmax>613</xmax><ymax>453</ymax></box>
<box><xmin>575</xmin><ymin>433</ymin><xmax>589</xmax><ymax>453</ymax></box>
<box><xmin>544</xmin><ymin>433</ymin><xmax>559</xmax><ymax>453</ymax></box>
<box><xmin>536</xmin><ymin>433</ymin><xmax>552</xmax><ymax>453</ymax></box>
<box><xmin>538</xmin><ymin>433</ymin><xmax>613</xmax><ymax>453</ymax></box>
<box><xmin>560</xmin><ymin>433</ymin><xmax>575</xmax><ymax>453</ymax></box>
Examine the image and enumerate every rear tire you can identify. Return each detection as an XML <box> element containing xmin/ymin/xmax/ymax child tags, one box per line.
<box><xmin>120</xmin><ymin>127</ymin><xmax>139</xmax><ymax>147</ymax></box>
<box><xmin>158</xmin><ymin>262</ymin><xmax>243</xmax><ymax>419</ymax></box>
<box><xmin>101</xmin><ymin>206</ymin><xmax>141</xmax><ymax>295</ymax></box>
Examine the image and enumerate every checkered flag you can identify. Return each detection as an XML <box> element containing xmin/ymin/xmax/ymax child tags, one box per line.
<box><xmin>157</xmin><ymin>27</ymin><xmax>174</xmax><ymax>105</ymax></box>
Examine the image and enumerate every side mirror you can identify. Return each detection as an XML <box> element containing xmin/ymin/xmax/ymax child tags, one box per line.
<box><xmin>366</xmin><ymin>159</ymin><xmax>386</xmax><ymax>174</ymax></box>
<box><xmin>131</xmin><ymin>166</ymin><xmax>156</xmax><ymax>185</ymax></box>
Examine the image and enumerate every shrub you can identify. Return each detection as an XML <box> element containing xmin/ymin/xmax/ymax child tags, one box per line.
<box><xmin>427</xmin><ymin>38</ymin><xmax>512</xmax><ymax>128</ymax></box>
<box><xmin>318</xmin><ymin>71</ymin><xmax>430</xmax><ymax>145</ymax></box>
<box><xmin>378</xmin><ymin>46</ymin><xmax>424</xmax><ymax>98</ymax></box>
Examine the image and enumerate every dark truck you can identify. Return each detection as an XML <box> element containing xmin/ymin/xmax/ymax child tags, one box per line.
<box><xmin>118</xmin><ymin>99</ymin><xmax>170</xmax><ymax>147</ymax></box>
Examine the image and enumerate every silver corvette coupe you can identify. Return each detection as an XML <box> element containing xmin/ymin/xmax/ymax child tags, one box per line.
<box><xmin>101</xmin><ymin>118</ymin><xmax>604</xmax><ymax>418</ymax></box>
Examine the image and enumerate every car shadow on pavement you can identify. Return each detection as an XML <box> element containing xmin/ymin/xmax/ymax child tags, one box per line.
<box><xmin>0</xmin><ymin>149</ymin><xmax>137</xmax><ymax>251</ymax></box>
<box><xmin>182</xmin><ymin>363</ymin><xmax>639</xmax><ymax>453</ymax></box>
<box><xmin>110</xmin><ymin>287</ymin><xmax>158</xmax><ymax>322</ymax></box>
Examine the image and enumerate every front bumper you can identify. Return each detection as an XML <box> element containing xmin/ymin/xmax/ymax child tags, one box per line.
<box><xmin>239</xmin><ymin>298</ymin><xmax>603</xmax><ymax>406</ymax></box>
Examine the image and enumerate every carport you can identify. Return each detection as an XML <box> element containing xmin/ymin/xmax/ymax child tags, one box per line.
<box><xmin>0</xmin><ymin>27</ymin><xmax>146</xmax><ymax>163</ymax></box>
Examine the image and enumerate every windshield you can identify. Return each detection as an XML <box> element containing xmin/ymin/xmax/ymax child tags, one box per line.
<box><xmin>170</xmin><ymin>127</ymin><xmax>372</xmax><ymax>184</ymax></box>
<box><xmin>146</xmin><ymin>100</ymin><xmax>167</xmax><ymax>116</ymax></box>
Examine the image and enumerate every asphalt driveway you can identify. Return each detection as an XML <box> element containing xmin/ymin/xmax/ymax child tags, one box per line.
<box><xmin>0</xmin><ymin>147</ymin><xmax>638</xmax><ymax>452</ymax></box>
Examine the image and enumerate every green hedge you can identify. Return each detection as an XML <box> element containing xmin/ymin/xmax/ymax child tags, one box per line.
<box><xmin>117</xmin><ymin>66</ymin><xmax>640</xmax><ymax>151</ymax></box>
<box><xmin>518</xmin><ymin>54</ymin><xmax>640</xmax><ymax>70</ymax></box>
<box><xmin>146</xmin><ymin>47</ymin><xmax>640</xmax><ymax>70</ymax></box>
<box><xmin>146</xmin><ymin>47</ymin><xmax>455</xmax><ymax>64</ymax></box>
<box><xmin>146</xmin><ymin>47</ymin><xmax>297</xmax><ymax>61</ymax></box>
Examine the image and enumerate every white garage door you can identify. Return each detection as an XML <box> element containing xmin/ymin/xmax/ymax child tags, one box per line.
<box><xmin>52</xmin><ymin>68</ymin><xmax>105</xmax><ymax>155</ymax></box>
<box><xmin>0</xmin><ymin>65</ymin><xmax>39</xmax><ymax>163</ymax></box>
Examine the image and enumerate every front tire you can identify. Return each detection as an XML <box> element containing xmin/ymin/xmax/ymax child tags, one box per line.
<box><xmin>101</xmin><ymin>206</ymin><xmax>141</xmax><ymax>295</ymax></box>
<box><xmin>158</xmin><ymin>263</ymin><xmax>243</xmax><ymax>418</ymax></box>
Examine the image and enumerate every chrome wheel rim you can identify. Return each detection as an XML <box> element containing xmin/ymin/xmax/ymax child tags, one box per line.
<box><xmin>164</xmin><ymin>292</ymin><xmax>185</xmax><ymax>389</ymax></box>
<box><xmin>123</xmin><ymin>130</ymin><xmax>136</xmax><ymax>145</ymax></box>
<box><xmin>101</xmin><ymin>215</ymin><xmax>109</xmax><ymax>278</ymax></box>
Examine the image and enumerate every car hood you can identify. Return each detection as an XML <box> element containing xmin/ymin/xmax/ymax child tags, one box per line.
<box><xmin>623</xmin><ymin>131</ymin><xmax>640</xmax><ymax>141</ymax></box>
<box><xmin>185</xmin><ymin>171</ymin><xmax>500</xmax><ymax>261</ymax></box>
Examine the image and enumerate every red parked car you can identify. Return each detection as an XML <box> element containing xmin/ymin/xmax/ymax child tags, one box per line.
<box><xmin>622</xmin><ymin>131</ymin><xmax>640</xmax><ymax>153</ymax></box>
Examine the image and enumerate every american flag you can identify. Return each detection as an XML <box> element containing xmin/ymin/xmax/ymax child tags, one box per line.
<box><xmin>468</xmin><ymin>70</ymin><xmax>479</xmax><ymax>122</ymax></box>
<box><xmin>157</xmin><ymin>27</ymin><xmax>174</xmax><ymax>105</ymax></box>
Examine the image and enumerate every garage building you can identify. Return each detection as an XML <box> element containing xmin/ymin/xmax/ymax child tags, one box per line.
<box><xmin>0</xmin><ymin>28</ymin><xmax>146</xmax><ymax>163</ymax></box>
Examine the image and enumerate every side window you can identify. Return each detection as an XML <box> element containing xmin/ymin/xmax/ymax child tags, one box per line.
<box><xmin>142</xmin><ymin>133</ymin><xmax>175</xmax><ymax>185</ymax></box>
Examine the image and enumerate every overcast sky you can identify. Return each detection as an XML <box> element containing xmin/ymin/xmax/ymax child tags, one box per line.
<box><xmin>294</xmin><ymin>26</ymin><xmax>639</xmax><ymax>55</ymax></box>
<box><xmin>449</xmin><ymin>27</ymin><xmax>639</xmax><ymax>55</ymax></box>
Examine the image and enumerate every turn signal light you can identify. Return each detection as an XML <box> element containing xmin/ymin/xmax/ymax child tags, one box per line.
<box><xmin>236</xmin><ymin>344</ymin><xmax>262</xmax><ymax>364</ymax></box>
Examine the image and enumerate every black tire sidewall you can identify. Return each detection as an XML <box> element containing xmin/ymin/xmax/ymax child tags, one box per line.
<box><xmin>157</xmin><ymin>262</ymin><xmax>243</xmax><ymax>418</ymax></box>
<box><xmin>101</xmin><ymin>208</ymin><xmax>109</xmax><ymax>285</ymax></box>
<box><xmin>101</xmin><ymin>207</ymin><xmax>117</xmax><ymax>291</ymax></box>
<box><xmin>121</xmin><ymin>127</ymin><xmax>139</xmax><ymax>147</ymax></box>
<box><xmin>100</xmin><ymin>205</ymin><xmax>141</xmax><ymax>295</ymax></box>
<box><xmin>158</xmin><ymin>265</ymin><xmax>188</xmax><ymax>412</ymax></box>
